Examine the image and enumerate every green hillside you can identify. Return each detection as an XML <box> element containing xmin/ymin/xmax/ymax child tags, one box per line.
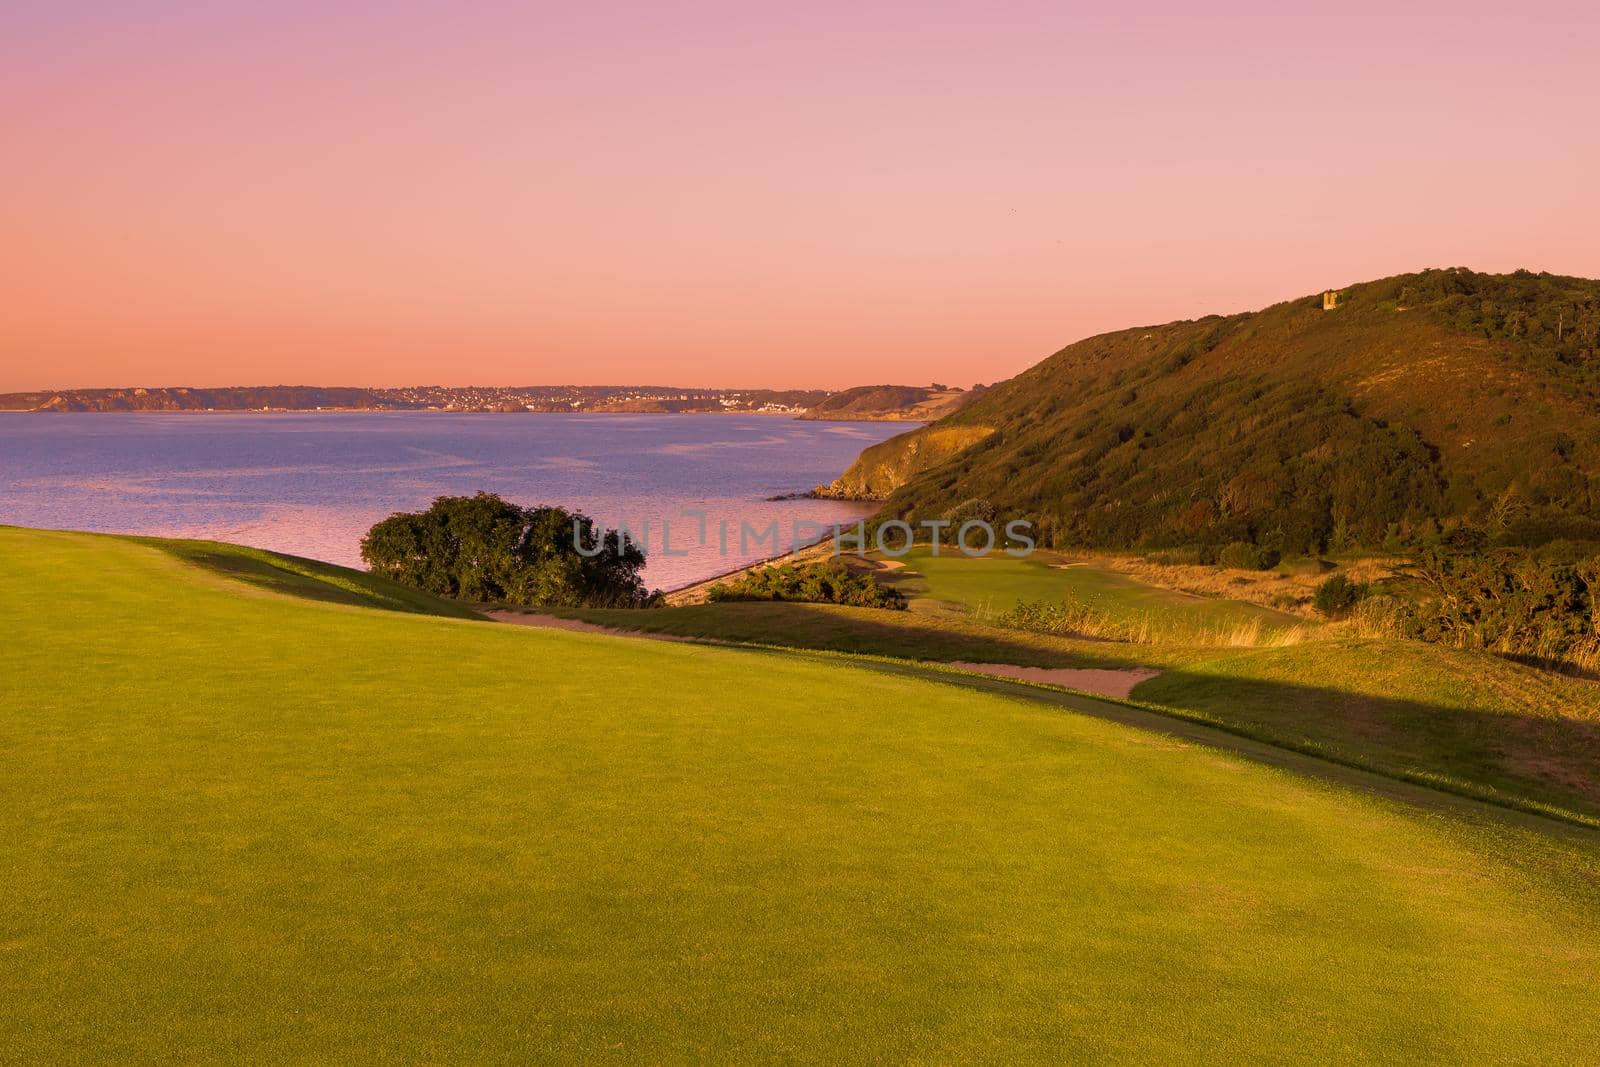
<box><xmin>835</xmin><ymin>268</ymin><xmax>1600</xmax><ymax>552</ymax></box>
<box><xmin>5</xmin><ymin>526</ymin><xmax>1600</xmax><ymax>1059</ymax></box>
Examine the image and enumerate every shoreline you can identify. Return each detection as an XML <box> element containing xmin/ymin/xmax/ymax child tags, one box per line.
<box><xmin>0</xmin><ymin>407</ymin><xmax>932</xmax><ymax>422</ymax></box>
<box><xmin>0</xmin><ymin>408</ymin><xmax>808</xmax><ymax>417</ymax></box>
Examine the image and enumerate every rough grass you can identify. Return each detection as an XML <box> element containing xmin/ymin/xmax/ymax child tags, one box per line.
<box><xmin>890</xmin><ymin>547</ymin><xmax>1305</xmax><ymax>643</ymax></box>
<box><xmin>5</xmin><ymin>527</ymin><xmax>1600</xmax><ymax>1060</ymax></box>
<box><xmin>999</xmin><ymin>595</ymin><xmax>1313</xmax><ymax>648</ymax></box>
<box><xmin>1101</xmin><ymin>553</ymin><xmax>1404</xmax><ymax>616</ymax></box>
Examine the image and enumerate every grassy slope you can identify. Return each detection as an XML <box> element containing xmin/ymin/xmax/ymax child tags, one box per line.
<box><xmin>4</xmin><ymin>527</ymin><xmax>1600</xmax><ymax>1060</ymax></box>
<box><xmin>126</xmin><ymin>532</ymin><xmax>486</xmax><ymax>619</ymax></box>
<box><xmin>578</xmin><ymin>550</ymin><xmax>1600</xmax><ymax>824</ymax></box>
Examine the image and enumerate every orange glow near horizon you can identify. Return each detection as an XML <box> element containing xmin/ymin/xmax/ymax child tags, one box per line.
<box><xmin>3</xmin><ymin>1</ymin><xmax>1598</xmax><ymax>391</ymax></box>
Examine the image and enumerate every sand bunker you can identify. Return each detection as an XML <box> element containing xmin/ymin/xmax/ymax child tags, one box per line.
<box><xmin>935</xmin><ymin>662</ymin><xmax>1159</xmax><ymax>699</ymax></box>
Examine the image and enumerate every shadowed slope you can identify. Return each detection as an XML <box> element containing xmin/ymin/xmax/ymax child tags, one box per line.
<box><xmin>125</xmin><ymin>532</ymin><xmax>486</xmax><ymax>619</ymax></box>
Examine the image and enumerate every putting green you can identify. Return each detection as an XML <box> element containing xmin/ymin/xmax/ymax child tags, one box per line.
<box><xmin>2</xmin><ymin>528</ymin><xmax>1597</xmax><ymax>1061</ymax></box>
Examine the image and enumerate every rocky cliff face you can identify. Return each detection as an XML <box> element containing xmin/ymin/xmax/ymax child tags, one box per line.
<box><xmin>816</xmin><ymin>423</ymin><xmax>995</xmax><ymax>499</ymax></box>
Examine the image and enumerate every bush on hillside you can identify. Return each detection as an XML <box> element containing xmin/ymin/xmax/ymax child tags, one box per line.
<box><xmin>1313</xmin><ymin>573</ymin><xmax>1370</xmax><ymax>617</ymax></box>
<box><xmin>706</xmin><ymin>562</ymin><xmax>906</xmax><ymax>609</ymax></box>
<box><xmin>360</xmin><ymin>492</ymin><xmax>655</xmax><ymax>607</ymax></box>
<box><xmin>1408</xmin><ymin>545</ymin><xmax>1600</xmax><ymax>670</ymax></box>
<box><xmin>946</xmin><ymin>498</ymin><xmax>998</xmax><ymax>526</ymax></box>
<box><xmin>1218</xmin><ymin>542</ymin><xmax>1281</xmax><ymax>571</ymax></box>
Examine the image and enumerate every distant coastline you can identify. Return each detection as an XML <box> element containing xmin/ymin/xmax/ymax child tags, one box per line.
<box><xmin>0</xmin><ymin>406</ymin><xmax>822</xmax><ymax>417</ymax></box>
<box><xmin>0</xmin><ymin>382</ymin><xmax>981</xmax><ymax>421</ymax></box>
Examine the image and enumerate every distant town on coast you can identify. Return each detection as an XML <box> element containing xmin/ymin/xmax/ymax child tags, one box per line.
<box><xmin>0</xmin><ymin>382</ymin><xmax>982</xmax><ymax>420</ymax></box>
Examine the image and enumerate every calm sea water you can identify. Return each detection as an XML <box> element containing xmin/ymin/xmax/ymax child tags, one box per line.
<box><xmin>0</xmin><ymin>412</ymin><xmax>908</xmax><ymax>590</ymax></box>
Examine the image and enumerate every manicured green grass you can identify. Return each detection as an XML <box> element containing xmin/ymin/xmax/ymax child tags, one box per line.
<box><xmin>4</xmin><ymin>528</ymin><xmax>1600</xmax><ymax>1060</ymax></box>
<box><xmin>890</xmin><ymin>547</ymin><xmax>1301</xmax><ymax>638</ymax></box>
<box><xmin>127</xmin><ymin>532</ymin><xmax>485</xmax><ymax>619</ymax></box>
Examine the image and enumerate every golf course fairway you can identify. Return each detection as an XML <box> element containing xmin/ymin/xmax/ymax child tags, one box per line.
<box><xmin>3</xmin><ymin>528</ymin><xmax>1598</xmax><ymax>1062</ymax></box>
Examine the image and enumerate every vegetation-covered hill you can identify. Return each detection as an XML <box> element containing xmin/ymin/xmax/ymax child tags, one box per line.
<box><xmin>834</xmin><ymin>269</ymin><xmax>1600</xmax><ymax>552</ymax></box>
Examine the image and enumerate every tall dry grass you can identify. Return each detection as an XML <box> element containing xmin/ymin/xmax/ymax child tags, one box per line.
<box><xmin>1083</xmin><ymin>554</ymin><xmax>1406</xmax><ymax>618</ymax></box>
<box><xmin>1338</xmin><ymin>594</ymin><xmax>1411</xmax><ymax>639</ymax></box>
<box><xmin>995</xmin><ymin>595</ymin><xmax>1312</xmax><ymax>648</ymax></box>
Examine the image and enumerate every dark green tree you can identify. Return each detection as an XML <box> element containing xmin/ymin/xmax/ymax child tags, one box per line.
<box><xmin>360</xmin><ymin>492</ymin><xmax>654</xmax><ymax>607</ymax></box>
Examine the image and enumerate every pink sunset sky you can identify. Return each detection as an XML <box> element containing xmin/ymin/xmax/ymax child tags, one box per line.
<box><xmin>3</xmin><ymin>0</ymin><xmax>1597</xmax><ymax>392</ymax></box>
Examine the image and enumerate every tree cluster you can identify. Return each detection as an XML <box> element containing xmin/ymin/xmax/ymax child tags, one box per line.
<box><xmin>360</xmin><ymin>493</ymin><xmax>655</xmax><ymax>607</ymax></box>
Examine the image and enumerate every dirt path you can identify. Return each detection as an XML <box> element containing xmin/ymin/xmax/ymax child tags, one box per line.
<box><xmin>489</xmin><ymin>611</ymin><xmax>1160</xmax><ymax>698</ymax></box>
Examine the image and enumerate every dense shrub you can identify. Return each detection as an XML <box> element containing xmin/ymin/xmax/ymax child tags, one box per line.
<box><xmin>1312</xmin><ymin>573</ymin><xmax>1369</xmax><ymax>617</ymax></box>
<box><xmin>361</xmin><ymin>492</ymin><xmax>655</xmax><ymax>607</ymax></box>
<box><xmin>706</xmin><ymin>562</ymin><xmax>906</xmax><ymax>609</ymax></box>
<box><xmin>946</xmin><ymin>498</ymin><xmax>998</xmax><ymax>526</ymax></box>
<box><xmin>1218</xmin><ymin>542</ymin><xmax>1282</xmax><ymax>570</ymax></box>
<box><xmin>1408</xmin><ymin>545</ymin><xmax>1600</xmax><ymax>670</ymax></box>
